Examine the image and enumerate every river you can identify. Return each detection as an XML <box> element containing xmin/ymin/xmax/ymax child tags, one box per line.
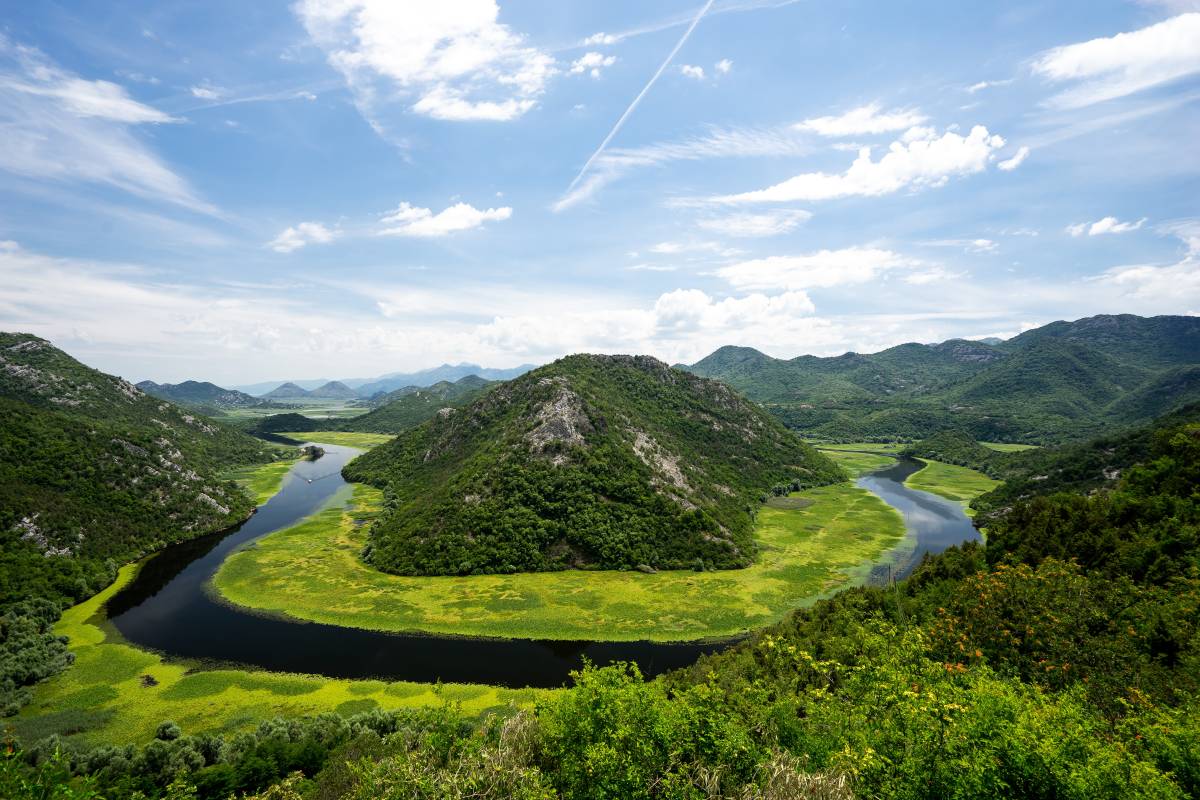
<box><xmin>107</xmin><ymin>445</ymin><xmax>978</xmax><ymax>688</ymax></box>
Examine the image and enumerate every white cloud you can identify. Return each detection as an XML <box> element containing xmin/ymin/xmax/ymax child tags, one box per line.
<box><xmin>1094</xmin><ymin>224</ymin><xmax>1200</xmax><ymax>304</ymax></box>
<box><xmin>716</xmin><ymin>247</ymin><xmax>918</xmax><ymax>290</ymax></box>
<box><xmin>713</xmin><ymin>125</ymin><xmax>1006</xmax><ymax>204</ymax></box>
<box><xmin>966</xmin><ymin>79</ymin><xmax>1013</xmax><ymax>93</ymax></box>
<box><xmin>294</xmin><ymin>0</ymin><xmax>555</xmax><ymax>124</ymax></box>
<box><xmin>378</xmin><ymin>201</ymin><xmax>512</xmax><ymax>237</ymax></box>
<box><xmin>715</xmin><ymin>58</ymin><xmax>733</xmax><ymax>74</ymax></box>
<box><xmin>582</xmin><ymin>32</ymin><xmax>618</xmax><ymax>46</ymax></box>
<box><xmin>680</xmin><ymin>64</ymin><xmax>705</xmax><ymax>80</ymax></box>
<box><xmin>570</xmin><ymin>52</ymin><xmax>616</xmax><ymax>78</ymax></box>
<box><xmin>190</xmin><ymin>85</ymin><xmax>221</xmax><ymax>100</ymax></box>
<box><xmin>923</xmin><ymin>238</ymin><xmax>998</xmax><ymax>254</ymax></box>
<box><xmin>795</xmin><ymin>102</ymin><xmax>927</xmax><ymax>137</ymax></box>
<box><xmin>653</xmin><ymin>288</ymin><xmax>815</xmax><ymax>332</ymax></box>
<box><xmin>697</xmin><ymin>209</ymin><xmax>812</xmax><ymax>238</ymax></box>
<box><xmin>1032</xmin><ymin>13</ymin><xmax>1200</xmax><ymax>108</ymax></box>
<box><xmin>647</xmin><ymin>240</ymin><xmax>737</xmax><ymax>256</ymax></box>
<box><xmin>553</xmin><ymin>124</ymin><xmax>812</xmax><ymax>210</ymax></box>
<box><xmin>0</xmin><ymin>37</ymin><xmax>212</xmax><ymax>212</ymax></box>
<box><xmin>268</xmin><ymin>222</ymin><xmax>339</xmax><ymax>253</ymax></box>
<box><xmin>624</xmin><ymin>264</ymin><xmax>678</xmax><ymax>272</ymax></box>
<box><xmin>997</xmin><ymin>145</ymin><xmax>1030</xmax><ymax>171</ymax></box>
<box><xmin>1066</xmin><ymin>216</ymin><xmax>1147</xmax><ymax>236</ymax></box>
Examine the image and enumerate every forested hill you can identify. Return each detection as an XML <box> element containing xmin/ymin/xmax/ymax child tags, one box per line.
<box><xmin>686</xmin><ymin>314</ymin><xmax>1200</xmax><ymax>442</ymax></box>
<box><xmin>0</xmin><ymin>333</ymin><xmax>279</xmax><ymax>609</ymax></box>
<box><xmin>338</xmin><ymin>374</ymin><xmax>493</xmax><ymax>434</ymax></box>
<box><xmin>135</xmin><ymin>379</ymin><xmax>261</xmax><ymax>410</ymax></box>
<box><xmin>344</xmin><ymin>354</ymin><xmax>844</xmax><ymax>576</ymax></box>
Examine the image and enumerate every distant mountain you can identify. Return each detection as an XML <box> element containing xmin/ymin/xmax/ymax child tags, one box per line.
<box><xmin>354</xmin><ymin>363</ymin><xmax>536</xmax><ymax>399</ymax></box>
<box><xmin>340</xmin><ymin>375</ymin><xmax>493</xmax><ymax>434</ymax></box>
<box><xmin>343</xmin><ymin>354</ymin><xmax>843</xmax><ymax>576</ymax></box>
<box><xmin>261</xmin><ymin>382</ymin><xmax>312</xmax><ymax>400</ymax></box>
<box><xmin>0</xmin><ymin>332</ymin><xmax>278</xmax><ymax>608</ymax></box>
<box><xmin>685</xmin><ymin>314</ymin><xmax>1200</xmax><ymax>443</ymax></box>
<box><xmin>308</xmin><ymin>380</ymin><xmax>359</xmax><ymax>400</ymax></box>
<box><xmin>136</xmin><ymin>379</ymin><xmax>261</xmax><ymax>409</ymax></box>
<box><xmin>233</xmin><ymin>379</ymin><xmax>331</xmax><ymax>396</ymax></box>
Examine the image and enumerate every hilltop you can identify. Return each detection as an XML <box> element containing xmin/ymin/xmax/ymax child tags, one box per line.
<box><xmin>261</xmin><ymin>382</ymin><xmax>311</xmax><ymax>400</ymax></box>
<box><xmin>686</xmin><ymin>314</ymin><xmax>1200</xmax><ymax>442</ymax></box>
<box><xmin>344</xmin><ymin>354</ymin><xmax>843</xmax><ymax>576</ymax></box>
<box><xmin>135</xmin><ymin>379</ymin><xmax>261</xmax><ymax>410</ymax></box>
<box><xmin>0</xmin><ymin>333</ymin><xmax>279</xmax><ymax>608</ymax></box>
<box><xmin>339</xmin><ymin>375</ymin><xmax>493</xmax><ymax>434</ymax></box>
<box><xmin>308</xmin><ymin>380</ymin><xmax>359</xmax><ymax>400</ymax></box>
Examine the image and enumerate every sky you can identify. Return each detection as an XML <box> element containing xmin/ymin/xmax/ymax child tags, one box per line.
<box><xmin>0</xmin><ymin>0</ymin><xmax>1198</xmax><ymax>385</ymax></box>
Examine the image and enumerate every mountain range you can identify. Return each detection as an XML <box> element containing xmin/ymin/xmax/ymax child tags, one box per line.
<box><xmin>231</xmin><ymin>362</ymin><xmax>537</xmax><ymax>398</ymax></box>
<box><xmin>685</xmin><ymin>314</ymin><xmax>1200</xmax><ymax>443</ymax></box>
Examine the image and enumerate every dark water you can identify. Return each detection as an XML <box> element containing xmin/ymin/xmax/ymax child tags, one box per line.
<box><xmin>856</xmin><ymin>457</ymin><xmax>983</xmax><ymax>583</ymax></box>
<box><xmin>107</xmin><ymin>447</ymin><xmax>979</xmax><ymax>688</ymax></box>
<box><xmin>108</xmin><ymin>445</ymin><xmax>728</xmax><ymax>688</ymax></box>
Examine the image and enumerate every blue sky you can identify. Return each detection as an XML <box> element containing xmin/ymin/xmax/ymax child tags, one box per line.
<box><xmin>0</xmin><ymin>0</ymin><xmax>1198</xmax><ymax>384</ymax></box>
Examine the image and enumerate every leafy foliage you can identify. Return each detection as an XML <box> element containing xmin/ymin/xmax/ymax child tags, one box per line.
<box><xmin>0</xmin><ymin>333</ymin><xmax>280</xmax><ymax>714</ymax></box>
<box><xmin>345</xmin><ymin>355</ymin><xmax>844</xmax><ymax>575</ymax></box>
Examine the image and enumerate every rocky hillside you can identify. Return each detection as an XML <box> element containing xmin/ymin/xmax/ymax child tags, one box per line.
<box><xmin>136</xmin><ymin>379</ymin><xmax>261</xmax><ymax>409</ymax></box>
<box><xmin>0</xmin><ymin>333</ymin><xmax>279</xmax><ymax>607</ymax></box>
<box><xmin>686</xmin><ymin>314</ymin><xmax>1200</xmax><ymax>443</ymax></box>
<box><xmin>344</xmin><ymin>354</ymin><xmax>843</xmax><ymax>576</ymax></box>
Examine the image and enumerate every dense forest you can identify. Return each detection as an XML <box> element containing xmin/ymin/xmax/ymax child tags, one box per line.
<box><xmin>0</xmin><ymin>334</ymin><xmax>281</xmax><ymax>719</ymax></box>
<box><xmin>687</xmin><ymin>314</ymin><xmax>1200</xmax><ymax>443</ymax></box>
<box><xmin>345</xmin><ymin>354</ymin><xmax>844</xmax><ymax>576</ymax></box>
<box><xmin>5</xmin><ymin>404</ymin><xmax>1198</xmax><ymax>799</ymax></box>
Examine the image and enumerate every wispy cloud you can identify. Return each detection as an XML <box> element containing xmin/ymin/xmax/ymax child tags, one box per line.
<box><xmin>697</xmin><ymin>209</ymin><xmax>812</xmax><ymax>237</ymax></box>
<box><xmin>1032</xmin><ymin>13</ymin><xmax>1200</xmax><ymax>108</ymax></box>
<box><xmin>711</xmin><ymin>125</ymin><xmax>1006</xmax><ymax>204</ymax></box>
<box><xmin>554</xmin><ymin>124</ymin><xmax>812</xmax><ymax>211</ymax></box>
<box><xmin>269</xmin><ymin>222</ymin><xmax>339</xmax><ymax>253</ymax></box>
<box><xmin>1066</xmin><ymin>216</ymin><xmax>1147</xmax><ymax>236</ymax></box>
<box><xmin>997</xmin><ymin>146</ymin><xmax>1030</xmax><ymax>171</ymax></box>
<box><xmin>0</xmin><ymin>36</ymin><xmax>214</xmax><ymax>213</ymax></box>
<box><xmin>794</xmin><ymin>102</ymin><xmax>927</xmax><ymax>137</ymax></box>
<box><xmin>570</xmin><ymin>52</ymin><xmax>616</xmax><ymax>78</ymax></box>
<box><xmin>377</xmin><ymin>202</ymin><xmax>512</xmax><ymax>237</ymax></box>
<box><xmin>561</xmin><ymin>0</ymin><xmax>716</xmax><ymax>210</ymax></box>
<box><xmin>716</xmin><ymin>247</ymin><xmax>920</xmax><ymax>290</ymax></box>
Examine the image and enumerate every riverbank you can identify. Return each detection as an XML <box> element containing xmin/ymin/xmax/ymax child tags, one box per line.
<box><xmin>213</xmin><ymin>480</ymin><xmax>906</xmax><ymax>642</ymax></box>
<box><xmin>11</xmin><ymin>562</ymin><xmax>549</xmax><ymax>747</ymax></box>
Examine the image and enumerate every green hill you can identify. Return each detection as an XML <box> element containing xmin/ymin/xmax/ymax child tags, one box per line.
<box><xmin>685</xmin><ymin>314</ymin><xmax>1200</xmax><ymax>442</ymax></box>
<box><xmin>135</xmin><ymin>379</ymin><xmax>261</xmax><ymax>410</ymax></box>
<box><xmin>339</xmin><ymin>375</ymin><xmax>494</xmax><ymax>434</ymax></box>
<box><xmin>344</xmin><ymin>354</ymin><xmax>843</xmax><ymax>576</ymax></box>
<box><xmin>0</xmin><ymin>333</ymin><xmax>279</xmax><ymax>608</ymax></box>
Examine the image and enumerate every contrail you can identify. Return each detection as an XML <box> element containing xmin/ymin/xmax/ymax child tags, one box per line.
<box><xmin>563</xmin><ymin>0</ymin><xmax>717</xmax><ymax>199</ymax></box>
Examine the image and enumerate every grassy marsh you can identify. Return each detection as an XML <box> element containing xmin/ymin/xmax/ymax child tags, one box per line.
<box><xmin>279</xmin><ymin>431</ymin><xmax>395</xmax><ymax>449</ymax></box>
<box><xmin>222</xmin><ymin>459</ymin><xmax>298</xmax><ymax>506</ymax></box>
<box><xmin>214</xmin><ymin>481</ymin><xmax>906</xmax><ymax>642</ymax></box>
<box><xmin>10</xmin><ymin>564</ymin><xmax>548</xmax><ymax>748</ymax></box>
<box><xmin>904</xmin><ymin>459</ymin><xmax>1000</xmax><ymax>510</ymax></box>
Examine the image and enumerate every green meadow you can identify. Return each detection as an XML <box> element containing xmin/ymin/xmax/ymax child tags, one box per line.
<box><xmin>980</xmin><ymin>441</ymin><xmax>1041</xmax><ymax>452</ymax></box>
<box><xmin>213</xmin><ymin>480</ymin><xmax>907</xmax><ymax>642</ymax></box>
<box><xmin>818</xmin><ymin>447</ymin><xmax>897</xmax><ymax>477</ymax></box>
<box><xmin>222</xmin><ymin>458</ymin><xmax>298</xmax><ymax>506</ymax></box>
<box><xmin>280</xmin><ymin>430</ymin><xmax>395</xmax><ymax>449</ymax></box>
<box><xmin>904</xmin><ymin>458</ymin><xmax>1000</xmax><ymax>511</ymax></box>
<box><xmin>815</xmin><ymin>441</ymin><xmax>906</xmax><ymax>453</ymax></box>
<box><xmin>10</xmin><ymin>564</ymin><xmax>548</xmax><ymax>748</ymax></box>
